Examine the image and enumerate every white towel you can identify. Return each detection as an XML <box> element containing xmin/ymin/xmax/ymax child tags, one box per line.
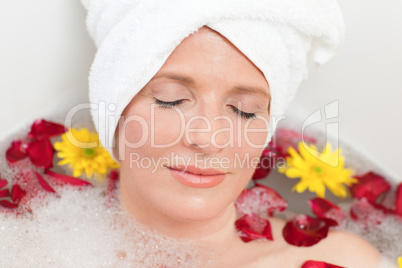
<box><xmin>81</xmin><ymin>0</ymin><xmax>345</xmax><ymax>161</ymax></box>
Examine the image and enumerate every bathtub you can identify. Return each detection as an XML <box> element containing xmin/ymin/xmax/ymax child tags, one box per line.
<box><xmin>0</xmin><ymin>103</ymin><xmax>400</xmax><ymax>267</ymax></box>
<box><xmin>0</xmin><ymin>0</ymin><xmax>401</xmax><ymax>267</ymax></box>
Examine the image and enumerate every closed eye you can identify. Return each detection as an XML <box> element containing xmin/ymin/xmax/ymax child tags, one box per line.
<box><xmin>229</xmin><ymin>106</ymin><xmax>256</xmax><ymax>120</ymax></box>
<box><xmin>154</xmin><ymin>98</ymin><xmax>185</xmax><ymax>108</ymax></box>
<box><xmin>155</xmin><ymin>98</ymin><xmax>256</xmax><ymax>120</ymax></box>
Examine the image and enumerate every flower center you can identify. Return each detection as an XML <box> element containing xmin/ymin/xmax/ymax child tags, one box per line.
<box><xmin>313</xmin><ymin>166</ymin><xmax>324</xmax><ymax>175</ymax></box>
<box><xmin>83</xmin><ymin>148</ymin><xmax>96</xmax><ymax>157</ymax></box>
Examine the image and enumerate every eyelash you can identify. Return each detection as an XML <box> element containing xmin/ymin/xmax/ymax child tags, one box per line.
<box><xmin>229</xmin><ymin>106</ymin><xmax>257</xmax><ymax>120</ymax></box>
<box><xmin>154</xmin><ymin>98</ymin><xmax>257</xmax><ymax>120</ymax></box>
<box><xmin>154</xmin><ymin>98</ymin><xmax>185</xmax><ymax>108</ymax></box>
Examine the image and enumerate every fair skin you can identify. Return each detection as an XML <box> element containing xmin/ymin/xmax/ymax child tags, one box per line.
<box><xmin>116</xmin><ymin>26</ymin><xmax>381</xmax><ymax>267</ymax></box>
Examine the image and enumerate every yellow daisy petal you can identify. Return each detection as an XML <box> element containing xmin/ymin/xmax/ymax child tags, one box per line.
<box><xmin>278</xmin><ymin>166</ymin><xmax>286</xmax><ymax>174</ymax></box>
<box><xmin>285</xmin><ymin>168</ymin><xmax>303</xmax><ymax>178</ymax></box>
<box><xmin>292</xmin><ymin>181</ymin><xmax>310</xmax><ymax>194</ymax></box>
<box><xmin>280</xmin><ymin>140</ymin><xmax>356</xmax><ymax>198</ymax></box>
<box><xmin>299</xmin><ymin>142</ymin><xmax>318</xmax><ymax>163</ymax></box>
<box><xmin>73</xmin><ymin>168</ymin><xmax>83</xmax><ymax>178</ymax></box>
<box><xmin>54</xmin><ymin>127</ymin><xmax>119</xmax><ymax>182</ymax></box>
<box><xmin>307</xmin><ymin>179</ymin><xmax>326</xmax><ymax>198</ymax></box>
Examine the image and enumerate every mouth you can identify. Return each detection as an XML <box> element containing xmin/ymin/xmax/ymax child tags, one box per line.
<box><xmin>165</xmin><ymin>165</ymin><xmax>227</xmax><ymax>188</ymax></box>
<box><xmin>167</xmin><ymin>165</ymin><xmax>226</xmax><ymax>176</ymax></box>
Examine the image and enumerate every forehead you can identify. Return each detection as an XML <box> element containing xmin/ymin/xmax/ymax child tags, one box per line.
<box><xmin>150</xmin><ymin>71</ymin><xmax>271</xmax><ymax>100</ymax></box>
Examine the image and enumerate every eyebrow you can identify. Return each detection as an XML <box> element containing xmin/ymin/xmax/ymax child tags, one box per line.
<box><xmin>150</xmin><ymin>72</ymin><xmax>271</xmax><ymax>100</ymax></box>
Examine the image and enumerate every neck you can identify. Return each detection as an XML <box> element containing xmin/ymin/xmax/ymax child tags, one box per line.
<box><xmin>120</xmin><ymin>190</ymin><xmax>240</xmax><ymax>246</ymax></box>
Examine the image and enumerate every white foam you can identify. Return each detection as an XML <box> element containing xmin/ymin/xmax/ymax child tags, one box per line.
<box><xmin>0</xmin><ymin>125</ymin><xmax>212</xmax><ymax>267</ymax></box>
<box><xmin>0</xmin><ymin>109</ymin><xmax>401</xmax><ymax>267</ymax></box>
<box><xmin>0</xmin><ymin>184</ymin><xmax>213</xmax><ymax>267</ymax></box>
<box><xmin>338</xmin><ymin>202</ymin><xmax>402</xmax><ymax>266</ymax></box>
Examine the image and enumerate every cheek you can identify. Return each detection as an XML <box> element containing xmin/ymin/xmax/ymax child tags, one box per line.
<box><xmin>121</xmin><ymin>118</ymin><xmax>147</xmax><ymax>146</ymax></box>
<box><xmin>230</xmin><ymin>147</ymin><xmax>262</xmax><ymax>177</ymax></box>
<box><xmin>152</xmin><ymin>108</ymin><xmax>185</xmax><ymax>146</ymax></box>
<box><xmin>229</xmin><ymin>121</ymin><xmax>266</xmax><ymax>185</ymax></box>
<box><xmin>227</xmin><ymin>109</ymin><xmax>269</xmax><ymax>192</ymax></box>
<box><xmin>242</xmin><ymin>119</ymin><xmax>270</xmax><ymax>148</ymax></box>
<box><xmin>119</xmin><ymin>105</ymin><xmax>184</xmax><ymax>156</ymax></box>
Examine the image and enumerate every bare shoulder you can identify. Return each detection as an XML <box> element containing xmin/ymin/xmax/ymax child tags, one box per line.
<box><xmin>255</xmin><ymin>217</ymin><xmax>381</xmax><ymax>268</ymax></box>
<box><xmin>311</xmin><ymin>229</ymin><xmax>381</xmax><ymax>268</ymax></box>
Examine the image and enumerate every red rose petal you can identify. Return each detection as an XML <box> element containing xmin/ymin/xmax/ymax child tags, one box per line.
<box><xmin>109</xmin><ymin>169</ymin><xmax>119</xmax><ymax>181</ymax></box>
<box><xmin>235</xmin><ymin>184</ymin><xmax>287</xmax><ymax>217</ymax></box>
<box><xmin>271</xmin><ymin>128</ymin><xmax>317</xmax><ymax>157</ymax></box>
<box><xmin>35</xmin><ymin>171</ymin><xmax>56</xmax><ymax>193</ymax></box>
<box><xmin>26</xmin><ymin>138</ymin><xmax>54</xmax><ymax>170</ymax></box>
<box><xmin>302</xmin><ymin>260</ymin><xmax>345</xmax><ymax>268</ymax></box>
<box><xmin>349</xmin><ymin>172</ymin><xmax>391</xmax><ymax>204</ymax></box>
<box><xmin>350</xmin><ymin>198</ymin><xmax>387</xmax><ymax>228</ymax></box>
<box><xmin>235</xmin><ymin>213</ymin><xmax>273</xmax><ymax>242</ymax></box>
<box><xmin>0</xmin><ymin>200</ymin><xmax>18</xmax><ymax>209</ymax></box>
<box><xmin>255</xmin><ymin>183</ymin><xmax>288</xmax><ymax>216</ymax></box>
<box><xmin>5</xmin><ymin>140</ymin><xmax>28</xmax><ymax>163</ymax></box>
<box><xmin>11</xmin><ymin>184</ymin><xmax>26</xmax><ymax>203</ymax></box>
<box><xmin>44</xmin><ymin>170</ymin><xmax>92</xmax><ymax>187</ymax></box>
<box><xmin>252</xmin><ymin>149</ymin><xmax>274</xmax><ymax>180</ymax></box>
<box><xmin>28</xmin><ymin>119</ymin><xmax>67</xmax><ymax>139</ymax></box>
<box><xmin>282</xmin><ymin>215</ymin><xmax>336</xmax><ymax>247</ymax></box>
<box><xmin>393</xmin><ymin>183</ymin><xmax>402</xmax><ymax>217</ymax></box>
<box><xmin>0</xmin><ymin>189</ymin><xmax>10</xmax><ymax>199</ymax></box>
<box><xmin>255</xmin><ymin>129</ymin><xmax>317</xmax><ymax>173</ymax></box>
<box><xmin>0</xmin><ymin>179</ymin><xmax>11</xmax><ymax>199</ymax></box>
<box><xmin>107</xmin><ymin>170</ymin><xmax>120</xmax><ymax>204</ymax></box>
<box><xmin>309</xmin><ymin>198</ymin><xmax>345</xmax><ymax>225</ymax></box>
<box><xmin>0</xmin><ymin>179</ymin><xmax>8</xmax><ymax>189</ymax></box>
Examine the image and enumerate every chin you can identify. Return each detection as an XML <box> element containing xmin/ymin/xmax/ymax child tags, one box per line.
<box><xmin>156</xmin><ymin>176</ymin><xmax>242</xmax><ymax>222</ymax></box>
<box><xmin>120</xmin><ymin>165</ymin><xmax>246</xmax><ymax>224</ymax></box>
<box><xmin>161</xmin><ymin>196</ymin><xmax>233</xmax><ymax>222</ymax></box>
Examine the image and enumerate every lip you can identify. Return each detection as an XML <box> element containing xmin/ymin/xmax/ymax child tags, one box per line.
<box><xmin>169</xmin><ymin>165</ymin><xmax>226</xmax><ymax>176</ymax></box>
<box><xmin>166</xmin><ymin>165</ymin><xmax>227</xmax><ymax>188</ymax></box>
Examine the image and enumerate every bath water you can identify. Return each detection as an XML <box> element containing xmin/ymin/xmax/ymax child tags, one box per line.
<box><xmin>0</xmin><ymin>110</ymin><xmax>400</xmax><ymax>267</ymax></box>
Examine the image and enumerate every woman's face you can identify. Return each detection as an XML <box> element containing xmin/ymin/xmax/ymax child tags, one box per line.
<box><xmin>118</xmin><ymin>26</ymin><xmax>271</xmax><ymax>222</ymax></box>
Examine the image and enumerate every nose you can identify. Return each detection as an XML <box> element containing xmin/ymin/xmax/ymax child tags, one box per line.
<box><xmin>183</xmin><ymin>104</ymin><xmax>230</xmax><ymax>155</ymax></box>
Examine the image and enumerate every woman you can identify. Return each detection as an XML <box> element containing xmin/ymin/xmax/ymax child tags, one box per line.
<box><xmin>82</xmin><ymin>0</ymin><xmax>382</xmax><ymax>266</ymax></box>
<box><xmin>115</xmin><ymin>26</ymin><xmax>381</xmax><ymax>268</ymax></box>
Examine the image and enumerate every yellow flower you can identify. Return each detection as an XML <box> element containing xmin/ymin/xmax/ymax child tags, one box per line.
<box><xmin>398</xmin><ymin>257</ymin><xmax>402</xmax><ymax>268</ymax></box>
<box><xmin>54</xmin><ymin>128</ymin><xmax>119</xmax><ymax>181</ymax></box>
<box><xmin>278</xmin><ymin>141</ymin><xmax>357</xmax><ymax>198</ymax></box>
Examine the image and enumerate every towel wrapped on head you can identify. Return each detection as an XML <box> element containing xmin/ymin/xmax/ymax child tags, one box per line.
<box><xmin>80</xmin><ymin>0</ymin><xmax>345</xmax><ymax>161</ymax></box>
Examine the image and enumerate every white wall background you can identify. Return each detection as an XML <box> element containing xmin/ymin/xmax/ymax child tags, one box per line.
<box><xmin>290</xmin><ymin>0</ymin><xmax>402</xmax><ymax>182</ymax></box>
<box><xmin>0</xmin><ymin>0</ymin><xmax>401</xmax><ymax>181</ymax></box>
